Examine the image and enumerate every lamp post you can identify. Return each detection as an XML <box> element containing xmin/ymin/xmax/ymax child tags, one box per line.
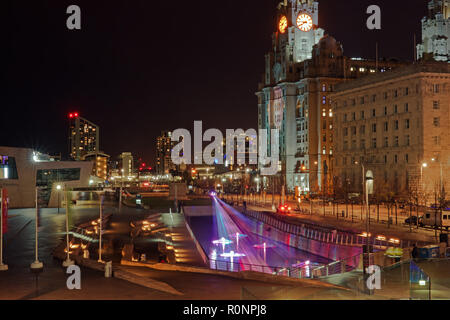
<box><xmin>98</xmin><ymin>193</ymin><xmax>104</xmax><ymax>263</ymax></box>
<box><xmin>56</xmin><ymin>184</ymin><xmax>62</xmax><ymax>213</ymax></box>
<box><xmin>421</xmin><ymin>162</ymin><xmax>428</xmax><ymax>207</ymax></box>
<box><xmin>62</xmin><ymin>185</ymin><xmax>74</xmax><ymax>267</ymax></box>
<box><xmin>119</xmin><ymin>169</ymin><xmax>124</xmax><ymax>213</ymax></box>
<box><xmin>0</xmin><ymin>188</ymin><xmax>8</xmax><ymax>271</ymax></box>
<box><xmin>432</xmin><ymin>157</ymin><xmax>444</xmax><ymax>234</ymax></box>
<box><xmin>30</xmin><ymin>187</ymin><xmax>43</xmax><ymax>270</ymax></box>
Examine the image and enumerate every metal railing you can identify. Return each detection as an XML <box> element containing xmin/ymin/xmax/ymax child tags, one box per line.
<box><xmin>208</xmin><ymin>258</ymin><xmax>315</xmax><ymax>279</ymax></box>
<box><xmin>309</xmin><ymin>254</ymin><xmax>361</xmax><ymax>278</ymax></box>
<box><xmin>241</xmin><ymin>209</ymin><xmax>426</xmax><ymax>248</ymax></box>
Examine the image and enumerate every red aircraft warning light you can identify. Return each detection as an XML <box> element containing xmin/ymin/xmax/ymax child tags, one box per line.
<box><xmin>69</xmin><ymin>112</ymin><xmax>79</xmax><ymax>119</ymax></box>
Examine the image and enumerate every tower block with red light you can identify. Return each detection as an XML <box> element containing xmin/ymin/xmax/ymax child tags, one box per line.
<box><xmin>68</xmin><ymin>112</ymin><xmax>100</xmax><ymax>161</ymax></box>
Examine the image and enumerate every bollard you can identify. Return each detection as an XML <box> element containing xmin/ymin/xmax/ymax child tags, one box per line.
<box><xmin>104</xmin><ymin>261</ymin><xmax>112</xmax><ymax>278</ymax></box>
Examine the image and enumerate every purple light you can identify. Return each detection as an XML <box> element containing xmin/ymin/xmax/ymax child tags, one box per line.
<box><xmin>220</xmin><ymin>251</ymin><xmax>246</xmax><ymax>263</ymax></box>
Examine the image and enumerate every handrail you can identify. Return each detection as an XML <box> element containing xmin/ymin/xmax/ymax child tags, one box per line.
<box><xmin>241</xmin><ymin>208</ymin><xmax>429</xmax><ymax>248</ymax></box>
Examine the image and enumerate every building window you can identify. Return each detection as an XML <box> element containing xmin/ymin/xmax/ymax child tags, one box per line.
<box><xmin>372</xmin><ymin>138</ymin><xmax>377</xmax><ymax>148</ymax></box>
<box><xmin>433</xmin><ymin>117</ymin><xmax>440</xmax><ymax>127</ymax></box>
<box><xmin>322</xmin><ymin>84</ymin><xmax>326</xmax><ymax>92</ymax></box>
<box><xmin>384</xmin><ymin>137</ymin><xmax>388</xmax><ymax>147</ymax></box>
<box><xmin>352</xmin><ymin>112</ymin><xmax>356</xmax><ymax>121</ymax></box>
<box><xmin>351</xmin><ymin>126</ymin><xmax>357</xmax><ymax>135</ymax></box>
<box><xmin>0</xmin><ymin>156</ymin><xmax>19</xmax><ymax>180</ymax></box>
<box><xmin>361</xmin><ymin>110</ymin><xmax>365</xmax><ymax>120</ymax></box>
<box><xmin>405</xmin><ymin>135</ymin><xmax>410</xmax><ymax>146</ymax></box>
<box><xmin>384</xmin><ymin>106</ymin><xmax>387</xmax><ymax>115</ymax></box>
<box><xmin>372</xmin><ymin>123</ymin><xmax>377</xmax><ymax>133</ymax></box>
<box><xmin>394</xmin><ymin>120</ymin><xmax>399</xmax><ymax>130</ymax></box>
<box><xmin>360</xmin><ymin>139</ymin><xmax>366</xmax><ymax>149</ymax></box>
<box><xmin>384</xmin><ymin>122</ymin><xmax>388</xmax><ymax>131</ymax></box>
<box><xmin>433</xmin><ymin>101</ymin><xmax>440</xmax><ymax>109</ymax></box>
<box><xmin>372</xmin><ymin>109</ymin><xmax>376</xmax><ymax>117</ymax></box>
<box><xmin>405</xmin><ymin>87</ymin><xmax>409</xmax><ymax>96</ymax></box>
<box><xmin>344</xmin><ymin>127</ymin><xmax>348</xmax><ymax>136</ymax></box>
<box><xmin>384</xmin><ymin>155</ymin><xmax>387</xmax><ymax>164</ymax></box>
<box><xmin>405</xmin><ymin>119</ymin><xmax>410</xmax><ymax>129</ymax></box>
<box><xmin>405</xmin><ymin>154</ymin><xmax>409</xmax><ymax>163</ymax></box>
<box><xmin>322</xmin><ymin>96</ymin><xmax>327</xmax><ymax>105</ymax></box>
<box><xmin>371</xmin><ymin>94</ymin><xmax>376</xmax><ymax>102</ymax></box>
<box><xmin>360</xmin><ymin>125</ymin><xmax>366</xmax><ymax>134</ymax></box>
<box><xmin>394</xmin><ymin>90</ymin><xmax>398</xmax><ymax>98</ymax></box>
<box><xmin>433</xmin><ymin>84</ymin><xmax>440</xmax><ymax>93</ymax></box>
<box><xmin>344</xmin><ymin>141</ymin><xmax>348</xmax><ymax>150</ymax></box>
<box><xmin>405</xmin><ymin>103</ymin><xmax>409</xmax><ymax>112</ymax></box>
<box><xmin>433</xmin><ymin>136</ymin><xmax>441</xmax><ymax>145</ymax></box>
<box><xmin>344</xmin><ymin>114</ymin><xmax>348</xmax><ymax>122</ymax></box>
<box><xmin>394</xmin><ymin>105</ymin><xmax>398</xmax><ymax>114</ymax></box>
<box><xmin>394</xmin><ymin>155</ymin><xmax>398</xmax><ymax>163</ymax></box>
<box><xmin>394</xmin><ymin>136</ymin><xmax>399</xmax><ymax>147</ymax></box>
<box><xmin>360</xmin><ymin>97</ymin><xmax>365</xmax><ymax>104</ymax></box>
<box><xmin>36</xmin><ymin>168</ymin><xmax>81</xmax><ymax>187</ymax></box>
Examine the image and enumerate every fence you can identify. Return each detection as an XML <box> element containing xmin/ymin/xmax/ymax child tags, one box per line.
<box><xmin>208</xmin><ymin>257</ymin><xmax>317</xmax><ymax>279</ymax></box>
<box><xmin>242</xmin><ymin>209</ymin><xmax>425</xmax><ymax>249</ymax></box>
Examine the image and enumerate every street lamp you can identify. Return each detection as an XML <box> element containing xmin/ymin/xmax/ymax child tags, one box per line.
<box><xmin>421</xmin><ymin>163</ymin><xmax>428</xmax><ymax>204</ymax></box>
<box><xmin>431</xmin><ymin>158</ymin><xmax>443</xmax><ymax>196</ymax></box>
<box><xmin>56</xmin><ymin>184</ymin><xmax>62</xmax><ymax>213</ymax></box>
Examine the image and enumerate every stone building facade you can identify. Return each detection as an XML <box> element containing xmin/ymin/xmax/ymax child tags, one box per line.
<box><xmin>257</xmin><ymin>0</ymin><xmax>407</xmax><ymax>195</ymax></box>
<box><xmin>332</xmin><ymin>62</ymin><xmax>450</xmax><ymax>202</ymax></box>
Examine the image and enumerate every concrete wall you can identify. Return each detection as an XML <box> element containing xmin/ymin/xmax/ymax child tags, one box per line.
<box><xmin>0</xmin><ymin>146</ymin><xmax>93</xmax><ymax>208</ymax></box>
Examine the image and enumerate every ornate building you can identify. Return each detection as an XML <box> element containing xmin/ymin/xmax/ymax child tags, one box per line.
<box><xmin>417</xmin><ymin>0</ymin><xmax>450</xmax><ymax>62</ymax></box>
<box><xmin>257</xmin><ymin>0</ymin><xmax>407</xmax><ymax>195</ymax></box>
<box><xmin>332</xmin><ymin>62</ymin><xmax>450</xmax><ymax>201</ymax></box>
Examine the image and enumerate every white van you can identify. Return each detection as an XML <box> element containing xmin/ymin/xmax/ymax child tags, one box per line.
<box><xmin>421</xmin><ymin>210</ymin><xmax>450</xmax><ymax>230</ymax></box>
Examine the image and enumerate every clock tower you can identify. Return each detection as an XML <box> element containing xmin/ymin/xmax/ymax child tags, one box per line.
<box><xmin>417</xmin><ymin>0</ymin><xmax>450</xmax><ymax>62</ymax></box>
<box><xmin>266</xmin><ymin>0</ymin><xmax>325</xmax><ymax>85</ymax></box>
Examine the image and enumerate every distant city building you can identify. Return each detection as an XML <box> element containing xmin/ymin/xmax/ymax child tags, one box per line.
<box><xmin>257</xmin><ymin>0</ymin><xmax>408</xmax><ymax>195</ymax></box>
<box><xmin>332</xmin><ymin>62</ymin><xmax>450</xmax><ymax>200</ymax></box>
<box><xmin>81</xmin><ymin>152</ymin><xmax>110</xmax><ymax>181</ymax></box>
<box><xmin>0</xmin><ymin>146</ymin><xmax>94</xmax><ymax>208</ymax></box>
<box><xmin>68</xmin><ymin>113</ymin><xmax>100</xmax><ymax>161</ymax></box>
<box><xmin>156</xmin><ymin>131</ymin><xmax>175</xmax><ymax>174</ymax></box>
<box><xmin>120</xmin><ymin>152</ymin><xmax>133</xmax><ymax>177</ymax></box>
<box><xmin>417</xmin><ymin>0</ymin><xmax>450</xmax><ymax>62</ymax></box>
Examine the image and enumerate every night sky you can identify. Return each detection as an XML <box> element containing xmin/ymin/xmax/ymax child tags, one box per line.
<box><xmin>3</xmin><ymin>0</ymin><xmax>427</xmax><ymax>164</ymax></box>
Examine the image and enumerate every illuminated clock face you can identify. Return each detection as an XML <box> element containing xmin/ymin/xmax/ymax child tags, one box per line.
<box><xmin>279</xmin><ymin>15</ymin><xmax>288</xmax><ymax>34</ymax></box>
<box><xmin>296</xmin><ymin>13</ymin><xmax>313</xmax><ymax>32</ymax></box>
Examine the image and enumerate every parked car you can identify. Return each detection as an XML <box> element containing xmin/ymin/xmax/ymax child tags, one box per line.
<box><xmin>277</xmin><ymin>204</ymin><xmax>292</xmax><ymax>214</ymax></box>
<box><xmin>405</xmin><ymin>216</ymin><xmax>421</xmax><ymax>225</ymax></box>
